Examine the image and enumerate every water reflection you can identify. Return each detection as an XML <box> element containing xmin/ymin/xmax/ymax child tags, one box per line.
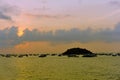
<box><xmin>0</xmin><ymin>57</ymin><xmax>120</xmax><ymax>80</ymax></box>
<box><xmin>9</xmin><ymin>58</ymin><xmax>35</xmax><ymax>80</ymax></box>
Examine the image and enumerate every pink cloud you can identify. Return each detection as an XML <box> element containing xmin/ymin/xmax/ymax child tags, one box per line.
<box><xmin>25</xmin><ymin>13</ymin><xmax>72</xmax><ymax>19</ymax></box>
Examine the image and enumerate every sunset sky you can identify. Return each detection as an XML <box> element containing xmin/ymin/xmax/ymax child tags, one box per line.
<box><xmin>0</xmin><ymin>0</ymin><xmax>120</xmax><ymax>54</ymax></box>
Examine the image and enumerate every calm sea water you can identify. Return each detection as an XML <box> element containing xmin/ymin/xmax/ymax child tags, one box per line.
<box><xmin>0</xmin><ymin>56</ymin><xmax>120</xmax><ymax>80</ymax></box>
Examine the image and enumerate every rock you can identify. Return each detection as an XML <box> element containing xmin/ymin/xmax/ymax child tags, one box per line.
<box><xmin>67</xmin><ymin>54</ymin><xmax>79</xmax><ymax>57</ymax></box>
<box><xmin>51</xmin><ymin>54</ymin><xmax>57</xmax><ymax>56</ymax></box>
<box><xmin>82</xmin><ymin>54</ymin><xmax>97</xmax><ymax>57</ymax></box>
<box><xmin>39</xmin><ymin>54</ymin><xmax>47</xmax><ymax>58</ymax></box>
<box><xmin>62</xmin><ymin>47</ymin><xmax>93</xmax><ymax>56</ymax></box>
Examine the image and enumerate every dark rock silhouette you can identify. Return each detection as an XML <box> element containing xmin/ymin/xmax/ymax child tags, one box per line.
<box><xmin>97</xmin><ymin>53</ymin><xmax>112</xmax><ymax>56</ymax></box>
<box><xmin>51</xmin><ymin>54</ymin><xmax>57</xmax><ymax>56</ymax></box>
<box><xmin>62</xmin><ymin>47</ymin><xmax>97</xmax><ymax>57</ymax></box>
<box><xmin>58</xmin><ymin>54</ymin><xmax>62</xmax><ymax>57</ymax></box>
<box><xmin>38</xmin><ymin>54</ymin><xmax>47</xmax><ymax>58</ymax></box>
<box><xmin>112</xmin><ymin>54</ymin><xmax>117</xmax><ymax>56</ymax></box>
<box><xmin>82</xmin><ymin>54</ymin><xmax>97</xmax><ymax>57</ymax></box>
<box><xmin>0</xmin><ymin>54</ymin><xmax>5</xmax><ymax>57</ymax></box>
<box><xmin>5</xmin><ymin>54</ymin><xmax>11</xmax><ymax>58</ymax></box>
<box><xmin>67</xmin><ymin>54</ymin><xmax>79</xmax><ymax>57</ymax></box>
<box><xmin>117</xmin><ymin>53</ymin><xmax>120</xmax><ymax>56</ymax></box>
<box><xmin>18</xmin><ymin>55</ymin><xmax>24</xmax><ymax>58</ymax></box>
<box><xmin>62</xmin><ymin>48</ymin><xmax>93</xmax><ymax>55</ymax></box>
<box><xmin>17</xmin><ymin>54</ymin><xmax>29</xmax><ymax>58</ymax></box>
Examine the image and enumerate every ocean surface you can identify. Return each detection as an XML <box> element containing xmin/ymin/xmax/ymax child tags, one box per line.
<box><xmin>0</xmin><ymin>56</ymin><xmax>120</xmax><ymax>80</ymax></box>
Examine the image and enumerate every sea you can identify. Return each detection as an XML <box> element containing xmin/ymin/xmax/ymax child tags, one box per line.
<box><xmin>0</xmin><ymin>56</ymin><xmax>120</xmax><ymax>80</ymax></box>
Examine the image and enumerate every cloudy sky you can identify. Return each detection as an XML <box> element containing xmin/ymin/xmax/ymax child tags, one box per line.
<box><xmin>0</xmin><ymin>0</ymin><xmax>120</xmax><ymax>54</ymax></box>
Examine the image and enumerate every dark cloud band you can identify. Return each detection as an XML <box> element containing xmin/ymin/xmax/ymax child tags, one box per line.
<box><xmin>0</xmin><ymin>23</ymin><xmax>120</xmax><ymax>47</ymax></box>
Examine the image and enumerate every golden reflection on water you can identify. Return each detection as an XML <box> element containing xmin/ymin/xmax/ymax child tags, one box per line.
<box><xmin>12</xmin><ymin>58</ymin><xmax>34</xmax><ymax>80</ymax></box>
<box><xmin>11</xmin><ymin>57</ymin><xmax>52</xmax><ymax>80</ymax></box>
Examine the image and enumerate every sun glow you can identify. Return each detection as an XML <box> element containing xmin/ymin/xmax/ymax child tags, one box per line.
<box><xmin>17</xmin><ymin>30</ymin><xmax>24</xmax><ymax>37</ymax></box>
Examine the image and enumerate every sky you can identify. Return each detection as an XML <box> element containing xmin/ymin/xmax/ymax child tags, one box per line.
<box><xmin>0</xmin><ymin>0</ymin><xmax>120</xmax><ymax>54</ymax></box>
